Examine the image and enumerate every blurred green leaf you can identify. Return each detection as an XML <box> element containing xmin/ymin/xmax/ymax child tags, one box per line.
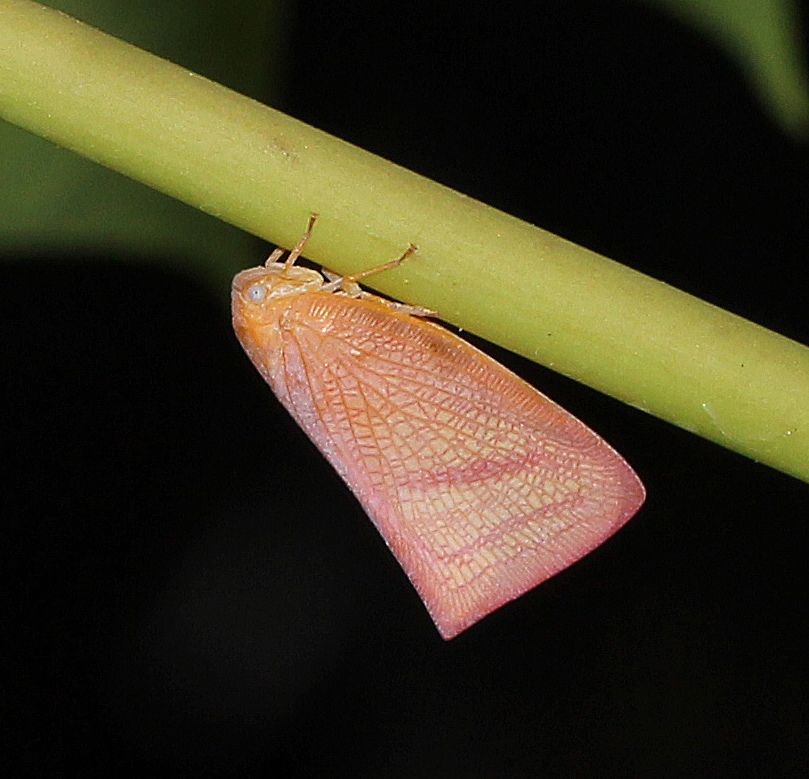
<box><xmin>641</xmin><ymin>0</ymin><xmax>809</xmax><ymax>139</ymax></box>
<box><xmin>0</xmin><ymin>0</ymin><xmax>287</xmax><ymax>277</ymax></box>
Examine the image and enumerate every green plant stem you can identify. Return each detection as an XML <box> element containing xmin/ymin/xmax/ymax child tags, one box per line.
<box><xmin>1</xmin><ymin>0</ymin><xmax>808</xmax><ymax>483</ymax></box>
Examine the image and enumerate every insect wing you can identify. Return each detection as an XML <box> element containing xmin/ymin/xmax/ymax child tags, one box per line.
<box><xmin>240</xmin><ymin>291</ymin><xmax>644</xmax><ymax>639</ymax></box>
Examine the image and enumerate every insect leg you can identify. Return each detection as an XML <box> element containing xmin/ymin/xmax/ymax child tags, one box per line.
<box><xmin>282</xmin><ymin>212</ymin><xmax>320</xmax><ymax>270</ymax></box>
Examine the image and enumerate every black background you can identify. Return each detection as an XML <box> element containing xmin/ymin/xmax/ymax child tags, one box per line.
<box><xmin>5</xmin><ymin>2</ymin><xmax>809</xmax><ymax>776</ymax></box>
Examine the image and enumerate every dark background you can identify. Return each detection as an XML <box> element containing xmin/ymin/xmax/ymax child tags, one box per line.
<box><xmin>5</xmin><ymin>1</ymin><xmax>809</xmax><ymax>776</ymax></box>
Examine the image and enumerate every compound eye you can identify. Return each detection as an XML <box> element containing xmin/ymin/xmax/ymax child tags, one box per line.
<box><xmin>246</xmin><ymin>283</ymin><xmax>266</xmax><ymax>303</ymax></box>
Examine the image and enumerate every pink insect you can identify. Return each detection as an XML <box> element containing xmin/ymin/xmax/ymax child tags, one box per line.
<box><xmin>232</xmin><ymin>215</ymin><xmax>645</xmax><ymax>639</ymax></box>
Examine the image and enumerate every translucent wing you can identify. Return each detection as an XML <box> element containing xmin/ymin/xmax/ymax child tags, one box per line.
<box><xmin>245</xmin><ymin>292</ymin><xmax>644</xmax><ymax>639</ymax></box>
